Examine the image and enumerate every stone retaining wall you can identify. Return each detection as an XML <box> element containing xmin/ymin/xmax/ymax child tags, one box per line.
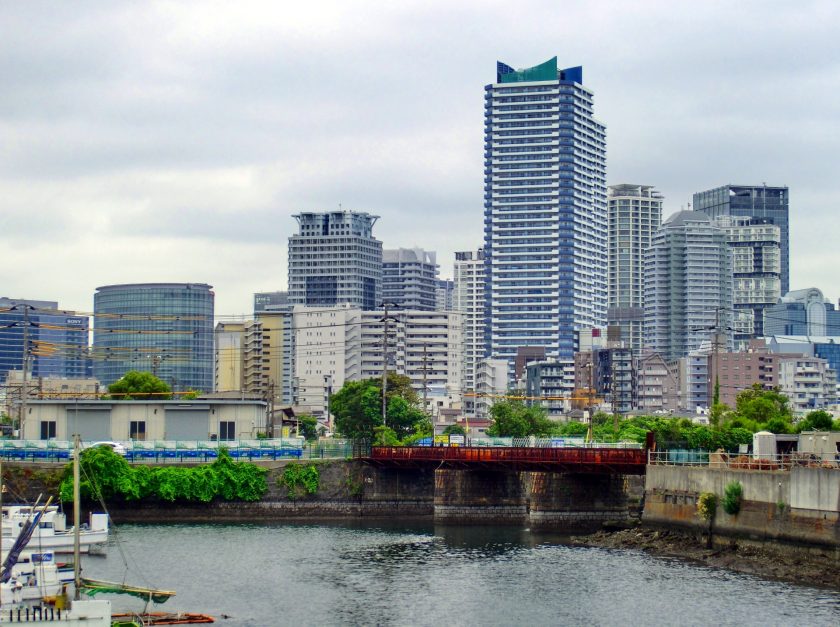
<box><xmin>644</xmin><ymin>465</ymin><xmax>840</xmax><ymax>547</ymax></box>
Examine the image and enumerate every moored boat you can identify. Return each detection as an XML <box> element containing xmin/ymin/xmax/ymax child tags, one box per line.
<box><xmin>2</xmin><ymin>504</ymin><xmax>109</xmax><ymax>554</ymax></box>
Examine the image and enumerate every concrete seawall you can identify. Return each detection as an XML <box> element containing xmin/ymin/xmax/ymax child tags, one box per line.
<box><xmin>644</xmin><ymin>465</ymin><xmax>840</xmax><ymax>548</ymax></box>
<box><xmin>2</xmin><ymin>460</ymin><xmax>643</xmax><ymax>531</ymax></box>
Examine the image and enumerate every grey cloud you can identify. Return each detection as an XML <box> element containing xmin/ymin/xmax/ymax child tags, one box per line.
<box><xmin>0</xmin><ymin>0</ymin><xmax>839</xmax><ymax>315</ymax></box>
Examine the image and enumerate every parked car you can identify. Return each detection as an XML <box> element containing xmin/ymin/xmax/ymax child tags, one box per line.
<box><xmin>87</xmin><ymin>441</ymin><xmax>128</xmax><ymax>456</ymax></box>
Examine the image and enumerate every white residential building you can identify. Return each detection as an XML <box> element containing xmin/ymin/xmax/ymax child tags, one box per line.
<box><xmin>383</xmin><ymin>248</ymin><xmax>439</xmax><ymax>311</ymax></box>
<box><xmin>292</xmin><ymin>306</ymin><xmax>361</xmax><ymax>415</ymax></box>
<box><xmin>644</xmin><ymin>211</ymin><xmax>733</xmax><ymax>362</ymax></box>
<box><xmin>359</xmin><ymin>310</ymin><xmax>463</xmax><ymax>411</ymax></box>
<box><xmin>475</xmin><ymin>358</ymin><xmax>508</xmax><ymax>419</ymax></box>
<box><xmin>776</xmin><ymin>355</ymin><xmax>837</xmax><ymax>414</ymax></box>
<box><xmin>454</xmin><ymin>249</ymin><xmax>486</xmax><ymax>416</ymax></box>
<box><xmin>607</xmin><ymin>184</ymin><xmax>663</xmax><ymax>350</ymax></box>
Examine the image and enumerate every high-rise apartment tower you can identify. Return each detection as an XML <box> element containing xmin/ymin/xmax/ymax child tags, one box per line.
<box><xmin>644</xmin><ymin>212</ymin><xmax>733</xmax><ymax>362</ymax></box>
<box><xmin>607</xmin><ymin>185</ymin><xmax>663</xmax><ymax>350</ymax></box>
<box><xmin>454</xmin><ymin>249</ymin><xmax>486</xmax><ymax>416</ymax></box>
<box><xmin>288</xmin><ymin>211</ymin><xmax>382</xmax><ymax>310</ymax></box>
<box><xmin>484</xmin><ymin>58</ymin><xmax>607</xmax><ymax>376</ymax></box>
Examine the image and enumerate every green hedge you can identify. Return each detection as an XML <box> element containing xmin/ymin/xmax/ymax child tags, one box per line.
<box><xmin>59</xmin><ymin>447</ymin><xmax>267</xmax><ymax>504</ymax></box>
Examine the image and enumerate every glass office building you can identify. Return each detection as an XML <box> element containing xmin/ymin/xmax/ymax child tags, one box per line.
<box><xmin>93</xmin><ymin>283</ymin><xmax>214</xmax><ymax>392</ymax></box>
<box><xmin>484</xmin><ymin>58</ymin><xmax>607</xmax><ymax>374</ymax></box>
<box><xmin>693</xmin><ymin>185</ymin><xmax>790</xmax><ymax>295</ymax></box>
<box><xmin>0</xmin><ymin>298</ymin><xmax>89</xmax><ymax>382</ymax></box>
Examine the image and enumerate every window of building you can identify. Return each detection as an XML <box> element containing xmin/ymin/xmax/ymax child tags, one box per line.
<box><xmin>130</xmin><ymin>421</ymin><xmax>146</xmax><ymax>441</ymax></box>
<box><xmin>40</xmin><ymin>421</ymin><xmax>56</xmax><ymax>440</ymax></box>
<box><xmin>220</xmin><ymin>421</ymin><xmax>236</xmax><ymax>441</ymax></box>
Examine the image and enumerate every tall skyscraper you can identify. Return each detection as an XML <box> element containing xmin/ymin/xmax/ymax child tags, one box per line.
<box><xmin>693</xmin><ymin>184</ymin><xmax>790</xmax><ymax>294</ymax></box>
<box><xmin>453</xmin><ymin>249</ymin><xmax>486</xmax><ymax>416</ymax></box>
<box><xmin>288</xmin><ymin>211</ymin><xmax>382</xmax><ymax>310</ymax></box>
<box><xmin>484</xmin><ymin>57</ymin><xmax>607</xmax><ymax>376</ymax></box>
<box><xmin>714</xmin><ymin>216</ymin><xmax>781</xmax><ymax>346</ymax></box>
<box><xmin>644</xmin><ymin>211</ymin><xmax>733</xmax><ymax>361</ymax></box>
<box><xmin>607</xmin><ymin>184</ymin><xmax>663</xmax><ymax>350</ymax></box>
<box><xmin>382</xmin><ymin>248</ymin><xmax>438</xmax><ymax>310</ymax></box>
<box><xmin>93</xmin><ymin>283</ymin><xmax>214</xmax><ymax>392</ymax></box>
<box><xmin>0</xmin><ymin>297</ymin><xmax>89</xmax><ymax>382</ymax></box>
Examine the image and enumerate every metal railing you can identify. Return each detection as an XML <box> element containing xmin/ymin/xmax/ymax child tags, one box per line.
<box><xmin>648</xmin><ymin>450</ymin><xmax>840</xmax><ymax>471</ymax></box>
<box><xmin>430</xmin><ymin>437</ymin><xmax>643</xmax><ymax>449</ymax></box>
<box><xmin>0</xmin><ymin>438</ymin><xmax>358</xmax><ymax>464</ymax></box>
<box><xmin>372</xmin><ymin>445</ymin><xmax>647</xmax><ymax>465</ymax></box>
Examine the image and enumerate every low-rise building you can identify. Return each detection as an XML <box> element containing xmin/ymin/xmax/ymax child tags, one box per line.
<box><xmin>526</xmin><ymin>361</ymin><xmax>570</xmax><ymax>419</ymax></box>
<box><xmin>475</xmin><ymin>358</ymin><xmax>508</xmax><ymax>419</ymax></box>
<box><xmin>22</xmin><ymin>399</ymin><xmax>266</xmax><ymax>442</ymax></box>
<box><xmin>636</xmin><ymin>352</ymin><xmax>678</xmax><ymax>413</ymax></box>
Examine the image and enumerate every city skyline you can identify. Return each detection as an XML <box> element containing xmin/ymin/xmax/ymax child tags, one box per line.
<box><xmin>1</xmin><ymin>1</ymin><xmax>839</xmax><ymax>317</ymax></box>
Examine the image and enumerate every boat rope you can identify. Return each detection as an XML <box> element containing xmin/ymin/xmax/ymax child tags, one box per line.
<box><xmin>79</xmin><ymin>460</ymin><xmax>158</xmax><ymax>595</ymax></box>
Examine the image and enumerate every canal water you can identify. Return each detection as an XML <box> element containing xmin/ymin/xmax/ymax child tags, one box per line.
<box><xmin>81</xmin><ymin>522</ymin><xmax>840</xmax><ymax>626</ymax></box>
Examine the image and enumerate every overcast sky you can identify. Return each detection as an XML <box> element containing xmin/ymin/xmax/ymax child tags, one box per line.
<box><xmin>2</xmin><ymin>0</ymin><xmax>838</xmax><ymax>319</ymax></box>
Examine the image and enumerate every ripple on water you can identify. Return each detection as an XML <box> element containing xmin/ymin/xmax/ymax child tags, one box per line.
<box><xmin>82</xmin><ymin>523</ymin><xmax>840</xmax><ymax>627</ymax></box>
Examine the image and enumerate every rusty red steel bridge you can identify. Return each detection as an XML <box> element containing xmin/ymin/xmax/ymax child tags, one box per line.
<box><xmin>362</xmin><ymin>445</ymin><xmax>649</xmax><ymax>475</ymax></box>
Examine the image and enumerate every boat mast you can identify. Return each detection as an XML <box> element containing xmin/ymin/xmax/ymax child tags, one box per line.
<box><xmin>73</xmin><ymin>433</ymin><xmax>81</xmax><ymax>601</ymax></box>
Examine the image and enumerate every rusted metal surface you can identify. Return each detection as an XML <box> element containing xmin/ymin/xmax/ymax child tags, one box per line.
<box><xmin>363</xmin><ymin>446</ymin><xmax>647</xmax><ymax>475</ymax></box>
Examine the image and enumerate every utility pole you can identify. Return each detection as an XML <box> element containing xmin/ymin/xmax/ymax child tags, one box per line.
<box><xmin>587</xmin><ymin>350</ymin><xmax>595</xmax><ymax>444</ymax></box>
<box><xmin>266</xmin><ymin>381</ymin><xmax>275</xmax><ymax>438</ymax></box>
<box><xmin>323</xmin><ymin>374</ymin><xmax>333</xmax><ymax>433</ymax></box>
<box><xmin>382</xmin><ymin>303</ymin><xmax>389</xmax><ymax>427</ymax></box>
<box><xmin>380</xmin><ymin>302</ymin><xmax>398</xmax><ymax>428</ymax></box>
<box><xmin>422</xmin><ymin>344</ymin><xmax>428</xmax><ymax>417</ymax></box>
<box><xmin>20</xmin><ymin>304</ymin><xmax>30</xmax><ymax>440</ymax></box>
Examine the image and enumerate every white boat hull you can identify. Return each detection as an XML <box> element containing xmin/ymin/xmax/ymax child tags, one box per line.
<box><xmin>0</xmin><ymin>599</ymin><xmax>111</xmax><ymax>626</ymax></box>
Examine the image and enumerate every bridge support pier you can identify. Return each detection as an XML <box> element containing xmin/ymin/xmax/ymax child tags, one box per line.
<box><xmin>434</xmin><ymin>469</ymin><xmax>527</xmax><ymax>524</ymax></box>
<box><xmin>528</xmin><ymin>473</ymin><xmax>642</xmax><ymax>531</ymax></box>
<box><xmin>433</xmin><ymin>469</ymin><xmax>644</xmax><ymax>530</ymax></box>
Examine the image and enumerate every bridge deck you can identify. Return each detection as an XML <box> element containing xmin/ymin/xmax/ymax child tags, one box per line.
<box><xmin>363</xmin><ymin>446</ymin><xmax>647</xmax><ymax>474</ymax></box>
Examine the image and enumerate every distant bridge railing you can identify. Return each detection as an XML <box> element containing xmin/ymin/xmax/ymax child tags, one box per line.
<box><xmin>366</xmin><ymin>445</ymin><xmax>648</xmax><ymax>474</ymax></box>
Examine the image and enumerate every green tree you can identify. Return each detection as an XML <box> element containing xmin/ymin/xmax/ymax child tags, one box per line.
<box><xmin>442</xmin><ymin>424</ymin><xmax>466</xmax><ymax>436</ymax></box>
<box><xmin>734</xmin><ymin>384</ymin><xmax>791</xmax><ymax>424</ymax></box>
<box><xmin>330</xmin><ymin>373</ymin><xmax>422</xmax><ymax>441</ymax></box>
<box><xmin>709</xmin><ymin>402</ymin><xmax>730</xmax><ymax>430</ymax></box>
<box><xmin>108</xmin><ymin>370</ymin><xmax>172</xmax><ymax>400</ymax></box>
<box><xmin>386</xmin><ymin>396</ymin><xmax>426</xmax><ymax>441</ymax></box>
<box><xmin>297</xmin><ymin>415</ymin><xmax>319</xmax><ymax>441</ymax></box>
<box><xmin>373</xmin><ymin>425</ymin><xmax>400</xmax><ymax>446</ymax></box>
<box><xmin>798</xmin><ymin>410</ymin><xmax>834</xmax><ymax>432</ymax></box>
<box><xmin>486</xmin><ymin>400</ymin><xmax>555</xmax><ymax>437</ymax></box>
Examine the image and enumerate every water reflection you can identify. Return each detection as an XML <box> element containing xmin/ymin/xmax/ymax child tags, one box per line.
<box><xmin>81</xmin><ymin>522</ymin><xmax>840</xmax><ymax>627</ymax></box>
